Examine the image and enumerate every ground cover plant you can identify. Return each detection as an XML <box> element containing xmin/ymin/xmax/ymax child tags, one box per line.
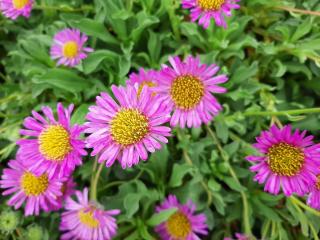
<box><xmin>1</xmin><ymin>0</ymin><xmax>320</xmax><ymax>239</ymax></box>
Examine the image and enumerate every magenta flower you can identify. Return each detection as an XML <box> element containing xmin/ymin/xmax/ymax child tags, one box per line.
<box><xmin>127</xmin><ymin>68</ymin><xmax>158</xmax><ymax>95</ymax></box>
<box><xmin>246</xmin><ymin>125</ymin><xmax>320</xmax><ymax>196</ymax></box>
<box><xmin>50</xmin><ymin>28</ymin><xmax>93</xmax><ymax>67</ymax></box>
<box><xmin>155</xmin><ymin>55</ymin><xmax>228</xmax><ymax>128</ymax></box>
<box><xmin>155</xmin><ymin>195</ymin><xmax>208</xmax><ymax>240</ymax></box>
<box><xmin>60</xmin><ymin>188</ymin><xmax>120</xmax><ymax>240</ymax></box>
<box><xmin>181</xmin><ymin>0</ymin><xmax>240</xmax><ymax>28</ymax></box>
<box><xmin>0</xmin><ymin>0</ymin><xmax>33</xmax><ymax>20</ymax></box>
<box><xmin>85</xmin><ymin>85</ymin><xmax>171</xmax><ymax>169</ymax></box>
<box><xmin>0</xmin><ymin>159</ymin><xmax>63</xmax><ymax>216</ymax></box>
<box><xmin>17</xmin><ymin>103</ymin><xmax>87</xmax><ymax>178</ymax></box>
<box><xmin>307</xmin><ymin>175</ymin><xmax>320</xmax><ymax>210</ymax></box>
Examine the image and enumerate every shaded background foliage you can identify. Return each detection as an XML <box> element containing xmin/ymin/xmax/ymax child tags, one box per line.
<box><xmin>1</xmin><ymin>0</ymin><xmax>320</xmax><ymax>239</ymax></box>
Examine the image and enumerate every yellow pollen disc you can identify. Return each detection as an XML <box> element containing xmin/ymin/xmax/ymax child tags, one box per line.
<box><xmin>316</xmin><ymin>175</ymin><xmax>320</xmax><ymax>190</ymax></box>
<box><xmin>137</xmin><ymin>81</ymin><xmax>156</xmax><ymax>96</ymax></box>
<box><xmin>21</xmin><ymin>172</ymin><xmax>49</xmax><ymax>196</ymax></box>
<box><xmin>110</xmin><ymin>109</ymin><xmax>149</xmax><ymax>146</ymax></box>
<box><xmin>12</xmin><ymin>0</ymin><xmax>29</xmax><ymax>9</ymax></box>
<box><xmin>39</xmin><ymin>125</ymin><xmax>72</xmax><ymax>161</ymax></box>
<box><xmin>62</xmin><ymin>41</ymin><xmax>79</xmax><ymax>59</ymax></box>
<box><xmin>166</xmin><ymin>211</ymin><xmax>191</xmax><ymax>238</ymax></box>
<box><xmin>197</xmin><ymin>0</ymin><xmax>225</xmax><ymax>10</ymax></box>
<box><xmin>78</xmin><ymin>210</ymin><xmax>100</xmax><ymax>228</ymax></box>
<box><xmin>267</xmin><ymin>143</ymin><xmax>305</xmax><ymax>176</ymax></box>
<box><xmin>170</xmin><ymin>74</ymin><xmax>204</xmax><ymax>110</ymax></box>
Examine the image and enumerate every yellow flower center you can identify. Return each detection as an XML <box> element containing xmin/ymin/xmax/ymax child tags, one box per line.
<box><xmin>39</xmin><ymin>125</ymin><xmax>72</xmax><ymax>161</ymax></box>
<box><xmin>267</xmin><ymin>143</ymin><xmax>305</xmax><ymax>176</ymax></box>
<box><xmin>110</xmin><ymin>109</ymin><xmax>149</xmax><ymax>146</ymax></box>
<box><xmin>12</xmin><ymin>0</ymin><xmax>29</xmax><ymax>9</ymax></box>
<box><xmin>316</xmin><ymin>175</ymin><xmax>320</xmax><ymax>190</ymax></box>
<box><xmin>62</xmin><ymin>41</ymin><xmax>79</xmax><ymax>59</ymax></box>
<box><xmin>170</xmin><ymin>75</ymin><xmax>204</xmax><ymax>110</ymax></box>
<box><xmin>137</xmin><ymin>81</ymin><xmax>156</xmax><ymax>96</ymax></box>
<box><xmin>197</xmin><ymin>0</ymin><xmax>225</xmax><ymax>10</ymax></box>
<box><xmin>78</xmin><ymin>210</ymin><xmax>100</xmax><ymax>228</ymax></box>
<box><xmin>166</xmin><ymin>211</ymin><xmax>191</xmax><ymax>238</ymax></box>
<box><xmin>21</xmin><ymin>172</ymin><xmax>49</xmax><ymax>196</ymax></box>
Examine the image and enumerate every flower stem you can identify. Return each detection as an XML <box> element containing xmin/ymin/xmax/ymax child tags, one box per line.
<box><xmin>290</xmin><ymin>196</ymin><xmax>320</xmax><ymax>217</ymax></box>
<box><xmin>275</xmin><ymin>6</ymin><xmax>320</xmax><ymax>16</ymax></box>
<box><xmin>242</xmin><ymin>108</ymin><xmax>320</xmax><ymax>117</ymax></box>
<box><xmin>206</xmin><ymin>125</ymin><xmax>252</xmax><ymax>236</ymax></box>
<box><xmin>90</xmin><ymin>162</ymin><xmax>104</xmax><ymax>201</ymax></box>
<box><xmin>177</xmin><ymin>129</ymin><xmax>212</xmax><ymax>206</ymax></box>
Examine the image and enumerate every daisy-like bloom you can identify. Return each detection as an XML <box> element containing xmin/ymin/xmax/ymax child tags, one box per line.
<box><xmin>307</xmin><ymin>175</ymin><xmax>320</xmax><ymax>210</ymax></box>
<box><xmin>85</xmin><ymin>84</ymin><xmax>171</xmax><ymax>169</ymax></box>
<box><xmin>127</xmin><ymin>68</ymin><xmax>158</xmax><ymax>96</ymax></box>
<box><xmin>50</xmin><ymin>28</ymin><xmax>93</xmax><ymax>67</ymax></box>
<box><xmin>0</xmin><ymin>159</ymin><xmax>63</xmax><ymax>216</ymax></box>
<box><xmin>155</xmin><ymin>55</ymin><xmax>228</xmax><ymax>128</ymax></box>
<box><xmin>60</xmin><ymin>188</ymin><xmax>120</xmax><ymax>240</ymax></box>
<box><xmin>246</xmin><ymin>125</ymin><xmax>320</xmax><ymax>196</ymax></box>
<box><xmin>17</xmin><ymin>103</ymin><xmax>87</xmax><ymax>178</ymax></box>
<box><xmin>181</xmin><ymin>0</ymin><xmax>240</xmax><ymax>29</ymax></box>
<box><xmin>155</xmin><ymin>195</ymin><xmax>208</xmax><ymax>240</ymax></box>
<box><xmin>0</xmin><ymin>0</ymin><xmax>33</xmax><ymax>20</ymax></box>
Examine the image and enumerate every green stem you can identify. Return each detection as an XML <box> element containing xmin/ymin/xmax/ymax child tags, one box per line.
<box><xmin>290</xmin><ymin>196</ymin><xmax>320</xmax><ymax>217</ymax></box>
<box><xmin>90</xmin><ymin>162</ymin><xmax>104</xmax><ymax>201</ymax></box>
<box><xmin>262</xmin><ymin>220</ymin><xmax>271</xmax><ymax>238</ymax></box>
<box><xmin>309</xmin><ymin>222</ymin><xmax>320</xmax><ymax>240</ymax></box>
<box><xmin>206</xmin><ymin>125</ymin><xmax>252</xmax><ymax>236</ymax></box>
<box><xmin>177</xmin><ymin>129</ymin><xmax>212</xmax><ymax>206</ymax></box>
<box><xmin>97</xmin><ymin>170</ymin><xmax>144</xmax><ymax>193</ymax></box>
<box><xmin>275</xmin><ymin>5</ymin><xmax>320</xmax><ymax>16</ymax></box>
<box><xmin>242</xmin><ymin>108</ymin><xmax>320</xmax><ymax>117</ymax></box>
<box><xmin>98</xmin><ymin>180</ymin><xmax>126</xmax><ymax>192</ymax></box>
<box><xmin>34</xmin><ymin>5</ymin><xmax>94</xmax><ymax>12</ymax></box>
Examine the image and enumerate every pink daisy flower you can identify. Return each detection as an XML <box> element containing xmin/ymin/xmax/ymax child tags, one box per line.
<box><xmin>85</xmin><ymin>84</ymin><xmax>171</xmax><ymax>169</ymax></box>
<box><xmin>307</xmin><ymin>175</ymin><xmax>320</xmax><ymax>210</ymax></box>
<box><xmin>181</xmin><ymin>0</ymin><xmax>240</xmax><ymax>29</ymax></box>
<box><xmin>126</xmin><ymin>68</ymin><xmax>158</xmax><ymax>96</ymax></box>
<box><xmin>155</xmin><ymin>55</ymin><xmax>228</xmax><ymax>128</ymax></box>
<box><xmin>155</xmin><ymin>195</ymin><xmax>208</xmax><ymax>240</ymax></box>
<box><xmin>0</xmin><ymin>0</ymin><xmax>33</xmax><ymax>20</ymax></box>
<box><xmin>246</xmin><ymin>125</ymin><xmax>320</xmax><ymax>196</ymax></box>
<box><xmin>0</xmin><ymin>159</ymin><xmax>63</xmax><ymax>216</ymax></box>
<box><xmin>50</xmin><ymin>28</ymin><xmax>93</xmax><ymax>67</ymax></box>
<box><xmin>60</xmin><ymin>188</ymin><xmax>120</xmax><ymax>240</ymax></box>
<box><xmin>17</xmin><ymin>103</ymin><xmax>87</xmax><ymax>178</ymax></box>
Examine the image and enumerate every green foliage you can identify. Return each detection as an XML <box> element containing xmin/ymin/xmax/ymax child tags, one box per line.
<box><xmin>1</xmin><ymin>0</ymin><xmax>320</xmax><ymax>239</ymax></box>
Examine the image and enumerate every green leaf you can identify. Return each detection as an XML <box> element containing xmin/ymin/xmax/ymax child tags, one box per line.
<box><xmin>71</xmin><ymin>104</ymin><xmax>90</xmax><ymax>125</ymax></box>
<box><xmin>35</xmin><ymin>69</ymin><xmax>90</xmax><ymax>93</ymax></box>
<box><xmin>69</xmin><ymin>18</ymin><xmax>118</xmax><ymax>44</ymax></box>
<box><xmin>291</xmin><ymin>18</ymin><xmax>313</xmax><ymax>42</ymax></box>
<box><xmin>147</xmin><ymin>208</ymin><xmax>177</xmax><ymax>226</ymax></box>
<box><xmin>223</xmin><ymin>177</ymin><xmax>246</xmax><ymax>192</ymax></box>
<box><xmin>124</xmin><ymin>193</ymin><xmax>141</xmax><ymax>218</ymax></box>
<box><xmin>169</xmin><ymin>163</ymin><xmax>194</xmax><ymax>188</ymax></box>
<box><xmin>82</xmin><ymin>50</ymin><xmax>118</xmax><ymax>74</ymax></box>
<box><xmin>230</xmin><ymin>61</ymin><xmax>258</xmax><ymax>85</ymax></box>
